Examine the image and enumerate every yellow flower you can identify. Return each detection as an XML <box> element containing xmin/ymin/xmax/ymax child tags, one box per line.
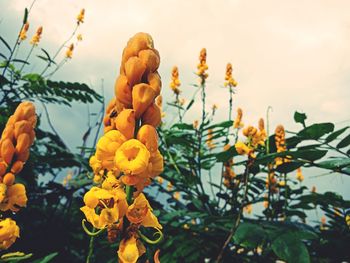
<box><xmin>115</xmin><ymin>139</ymin><xmax>150</xmax><ymax>184</ymax></box>
<box><xmin>126</xmin><ymin>193</ymin><xmax>162</xmax><ymax>229</ymax></box>
<box><xmin>167</xmin><ymin>181</ymin><xmax>173</xmax><ymax>191</ymax></box>
<box><xmin>193</xmin><ymin>120</ymin><xmax>199</xmax><ymax>129</ymax></box>
<box><xmin>118</xmin><ymin>236</ymin><xmax>146</xmax><ymax>263</ymax></box>
<box><xmin>244</xmin><ymin>204</ymin><xmax>252</xmax><ymax>214</ymax></box>
<box><xmin>258</xmin><ymin>118</ymin><xmax>267</xmax><ymax>142</ymax></box>
<box><xmin>62</xmin><ymin>170</ymin><xmax>73</xmax><ymax>186</ymax></box>
<box><xmin>0</xmin><ymin>218</ymin><xmax>20</xmax><ymax>250</ymax></box>
<box><xmin>65</xmin><ymin>43</ymin><xmax>74</xmax><ymax>58</ymax></box>
<box><xmin>170</xmin><ymin>66</ymin><xmax>181</xmax><ymax>94</ymax></box>
<box><xmin>224</xmin><ymin>63</ymin><xmax>238</xmax><ymax>87</ymax></box>
<box><xmin>137</xmin><ymin>125</ymin><xmax>158</xmax><ymax>154</ymax></box>
<box><xmin>206</xmin><ymin>129</ymin><xmax>216</xmax><ymax>150</ymax></box>
<box><xmin>183</xmin><ymin>223</ymin><xmax>190</xmax><ymax>230</ymax></box>
<box><xmin>141</xmin><ymin>103</ymin><xmax>162</xmax><ymax>128</ymax></box>
<box><xmin>173</xmin><ymin>192</ymin><xmax>180</xmax><ymax>200</ymax></box>
<box><xmin>233</xmin><ymin>108</ymin><xmax>243</xmax><ymax>129</ymax></box>
<box><xmin>156</xmin><ymin>176</ymin><xmax>164</xmax><ymax>184</ymax></box>
<box><xmin>77</xmin><ymin>9</ymin><xmax>85</xmax><ymax>24</ymax></box>
<box><xmin>95</xmin><ymin>130</ymin><xmax>126</xmax><ymax>171</ymax></box>
<box><xmin>115</xmin><ymin>109</ymin><xmax>136</xmax><ymax>140</ymax></box>
<box><xmin>235</xmin><ymin>141</ymin><xmax>255</xmax><ymax>158</ymax></box>
<box><xmin>80</xmin><ymin>187</ymin><xmax>127</xmax><ymax>229</ymax></box>
<box><xmin>197</xmin><ymin>48</ymin><xmax>209</xmax><ymax>82</ymax></box>
<box><xmin>19</xmin><ymin>23</ymin><xmax>29</xmax><ymax>41</ymax></box>
<box><xmin>101</xmin><ymin>172</ymin><xmax>121</xmax><ymax>190</ymax></box>
<box><xmin>132</xmin><ymin>84</ymin><xmax>156</xmax><ymax>119</ymax></box>
<box><xmin>30</xmin><ymin>26</ymin><xmax>43</xmax><ymax>46</ymax></box>
<box><xmin>296</xmin><ymin>168</ymin><xmax>304</xmax><ymax>182</ymax></box>
<box><xmin>77</xmin><ymin>34</ymin><xmax>83</xmax><ymax>41</ymax></box>
<box><xmin>0</xmin><ymin>183</ymin><xmax>27</xmax><ymax>212</ymax></box>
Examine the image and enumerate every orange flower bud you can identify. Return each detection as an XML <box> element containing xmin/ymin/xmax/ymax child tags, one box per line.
<box><xmin>147</xmin><ymin>72</ymin><xmax>162</xmax><ymax>96</ymax></box>
<box><xmin>141</xmin><ymin>103</ymin><xmax>161</xmax><ymax>127</ymax></box>
<box><xmin>15</xmin><ymin>133</ymin><xmax>30</xmax><ymax>155</ymax></box>
<box><xmin>0</xmin><ymin>162</ymin><xmax>7</xmax><ymax>177</ymax></box>
<box><xmin>3</xmin><ymin>173</ymin><xmax>15</xmax><ymax>186</ymax></box>
<box><xmin>121</xmin><ymin>32</ymin><xmax>154</xmax><ymax>72</ymax></box>
<box><xmin>138</xmin><ymin>49</ymin><xmax>160</xmax><ymax>73</ymax></box>
<box><xmin>10</xmin><ymin>161</ymin><xmax>24</xmax><ymax>174</ymax></box>
<box><xmin>132</xmin><ymin>84</ymin><xmax>156</xmax><ymax>119</ymax></box>
<box><xmin>1</xmin><ymin>125</ymin><xmax>14</xmax><ymax>142</ymax></box>
<box><xmin>114</xmin><ymin>75</ymin><xmax>132</xmax><ymax>107</ymax></box>
<box><xmin>137</xmin><ymin>125</ymin><xmax>158</xmax><ymax>154</ymax></box>
<box><xmin>16</xmin><ymin>149</ymin><xmax>30</xmax><ymax>162</ymax></box>
<box><xmin>115</xmin><ymin>109</ymin><xmax>136</xmax><ymax>140</ymax></box>
<box><xmin>124</xmin><ymin>57</ymin><xmax>146</xmax><ymax>87</ymax></box>
<box><xmin>14</xmin><ymin>120</ymin><xmax>32</xmax><ymax>139</ymax></box>
<box><xmin>1</xmin><ymin>139</ymin><xmax>15</xmax><ymax>164</ymax></box>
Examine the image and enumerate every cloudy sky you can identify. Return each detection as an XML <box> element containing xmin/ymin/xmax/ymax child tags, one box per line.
<box><xmin>1</xmin><ymin>0</ymin><xmax>349</xmax><ymax>197</ymax></box>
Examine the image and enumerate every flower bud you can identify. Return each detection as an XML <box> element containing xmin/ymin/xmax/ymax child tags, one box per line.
<box><xmin>147</xmin><ymin>72</ymin><xmax>162</xmax><ymax>96</ymax></box>
<box><xmin>11</xmin><ymin>161</ymin><xmax>24</xmax><ymax>174</ymax></box>
<box><xmin>114</xmin><ymin>75</ymin><xmax>132</xmax><ymax>107</ymax></box>
<box><xmin>138</xmin><ymin>49</ymin><xmax>160</xmax><ymax>73</ymax></box>
<box><xmin>141</xmin><ymin>103</ymin><xmax>161</xmax><ymax>127</ymax></box>
<box><xmin>3</xmin><ymin>173</ymin><xmax>15</xmax><ymax>186</ymax></box>
<box><xmin>1</xmin><ymin>139</ymin><xmax>15</xmax><ymax>164</ymax></box>
<box><xmin>124</xmin><ymin>57</ymin><xmax>146</xmax><ymax>87</ymax></box>
<box><xmin>15</xmin><ymin>133</ymin><xmax>30</xmax><ymax>155</ymax></box>
<box><xmin>115</xmin><ymin>109</ymin><xmax>135</xmax><ymax>140</ymax></box>
<box><xmin>137</xmin><ymin>125</ymin><xmax>158</xmax><ymax>154</ymax></box>
<box><xmin>132</xmin><ymin>84</ymin><xmax>156</xmax><ymax>119</ymax></box>
<box><xmin>14</xmin><ymin>120</ymin><xmax>32</xmax><ymax>139</ymax></box>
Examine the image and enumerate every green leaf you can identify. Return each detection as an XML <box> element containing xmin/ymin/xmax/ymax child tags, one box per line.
<box><xmin>317</xmin><ymin>158</ymin><xmax>350</xmax><ymax>170</ymax></box>
<box><xmin>205</xmin><ymin>120</ymin><xmax>233</xmax><ymax>130</ymax></box>
<box><xmin>337</xmin><ymin>133</ymin><xmax>350</xmax><ymax>149</ymax></box>
<box><xmin>325</xmin><ymin>126</ymin><xmax>349</xmax><ymax>143</ymax></box>
<box><xmin>216</xmin><ymin>146</ymin><xmax>238</xmax><ymax>162</ymax></box>
<box><xmin>271</xmin><ymin>232</ymin><xmax>310</xmax><ymax>263</ymax></box>
<box><xmin>298</xmin><ymin>123</ymin><xmax>334</xmax><ymax>140</ymax></box>
<box><xmin>276</xmin><ymin>161</ymin><xmax>303</xmax><ymax>173</ymax></box>
<box><xmin>30</xmin><ymin>252</ymin><xmax>58</xmax><ymax>263</ymax></box>
<box><xmin>294</xmin><ymin>111</ymin><xmax>307</xmax><ymax>127</ymax></box>
<box><xmin>186</xmin><ymin>99</ymin><xmax>194</xmax><ymax>110</ymax></box>
<box><xmin>0</xmin><ymin>36</ymin><xmax>11</xmax><ymax>52</ymax></box>
<box><xmin>234</xmin><ymin>223</ymin><xmax>266</xmax><ymax>249</ymax></box>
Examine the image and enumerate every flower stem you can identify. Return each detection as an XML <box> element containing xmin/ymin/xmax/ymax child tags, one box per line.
<box><xmin>86</xmin><ymin>234</ymin><xmax>95</xmax><ymax>263</ymax></box>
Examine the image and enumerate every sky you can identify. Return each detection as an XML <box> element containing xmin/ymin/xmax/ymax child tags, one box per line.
<box><xmin>1</xmin><ymin>0</ymin><xmax>349</xmax><ymax>199</ymax></box>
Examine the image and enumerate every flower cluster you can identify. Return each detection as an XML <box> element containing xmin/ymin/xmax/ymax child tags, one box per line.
<box><xmin>296</xmin><ymin>167</ymin><xmax>304</xmax><ymax>182</ymax></box>
<box><xmin>223</xmin><ymin>144</ymin><xmax>236</xmax><ymax>188</ymax></box>
<box><xmin>206</xmin><ymin>129</ymin><xmax>216</xmax><ymax>150</ymax></box>
<box><xmin>235</xmin><ymin>118</ymin><xmax>267</xmax><ymax>159</ymax></box>
<box><xmin>170</xmin><ymin>66</ymin><xmax>181</xmax><ymax>95</ymax></box>
<box><xmin>274</xmin><ymin>125</ymin><xmax>289</xmax><ymax>166</ymax></box>
<box><xmin>77</xmin><ymin>8</ymin><xmax>85</xmax><ymax>24</ymax></box>
<box><xmin>19</xmin><ymin>23</ymin><xmax>30</xmax><ymax>41</ymax></box>
<box><xmin>0</xmin><ymin>102</ymin><xmax>37</xmax><ymax>250</ymax></box>
<box><xmin>233</xmin><ymin>108</ymin><xmax>244</xmax><ymax>129</ymax></box>
<box><xmin>197</xmin><ymin>48</ymin><xmax>208</xmax><ymax>83</ymax></box>
<box><xmin>65</xmin><ymin>43</ymin><xmax>74</xmax><ymax>59</ymax></box>
<box><xmin>82</xmin><ymin>32</ymin><xmax>163</xmax><ymax>262</ymax></box>
<box><xmin>30</xmin><ymin>26</ymin><xmax>43</xmax><ymax>46</ymax></box>
<box><xmin>224</xmin><ymin>63</ymin><xmax>237</xmax><ymax>87</ymax></box>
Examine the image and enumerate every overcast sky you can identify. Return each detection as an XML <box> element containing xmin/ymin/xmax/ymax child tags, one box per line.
<box><xmin>1</xmin><ymin>0</ymin><xmax>349</xmax><ymax>198</ymax></box>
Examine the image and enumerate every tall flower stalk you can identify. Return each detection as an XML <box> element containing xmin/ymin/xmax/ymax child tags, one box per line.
<box><xmin>81</xmin><ymin>32</ymin><xmax>164</xmax><ymax>262</ymax></box>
